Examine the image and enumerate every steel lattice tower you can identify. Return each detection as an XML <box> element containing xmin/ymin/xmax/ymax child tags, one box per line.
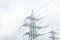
<box><xmin>22</xmin><ymin>10</ymin><xmax>48</xmax><ymax>40</ymax></box>
<box><xmin>48</xmin><ymin>26</ymin><xmax>58</xmax><ymax>40</ymax></box>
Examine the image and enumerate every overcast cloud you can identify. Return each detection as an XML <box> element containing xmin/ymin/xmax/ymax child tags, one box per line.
<box><xmin>0</xmin><ymin>0</ymin><xmax>60</xmax><ymax>40</ymax></box>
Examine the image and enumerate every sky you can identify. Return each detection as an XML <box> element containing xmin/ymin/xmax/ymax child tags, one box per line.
<box><xmin>0</xmin><ymin>0</ymin><xmax>60</xmax><ymax>40</ymax></box>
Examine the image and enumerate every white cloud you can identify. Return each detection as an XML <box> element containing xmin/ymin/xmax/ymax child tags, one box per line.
<box><xmin>0</xmin><ymin>0</ymin><xmax>60</xmax><ymax>40</ymax></box>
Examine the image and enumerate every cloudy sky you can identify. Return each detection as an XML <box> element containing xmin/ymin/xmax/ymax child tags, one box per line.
<box><xmin>0</xmin><ymin>0</ymin><xmax>60</xmax><ymax>40</ymax></box>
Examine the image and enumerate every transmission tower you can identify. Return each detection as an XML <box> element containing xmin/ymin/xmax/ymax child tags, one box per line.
<box><xmin>22</xmin><ymin>10</ymin><xmax>48</xmax><ymax>40</ymax></box>
<box><xmin>48</xmin><ymin>26</ymin><xmax>58</xmax><ymax>40</ymax></box>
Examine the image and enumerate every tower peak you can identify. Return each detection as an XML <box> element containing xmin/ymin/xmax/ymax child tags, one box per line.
<box><xmin>31</xmin><ymin>9</ymin><xmax>34</xmax><ymax>17</ymax></box>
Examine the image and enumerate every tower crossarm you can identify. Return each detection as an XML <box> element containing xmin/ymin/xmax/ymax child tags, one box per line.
<box><xmin>22</xmin><ymin>22</ymin><xmax>29</xmax><ymax>27</ymax></box>
<box><xmin>23</xmin><ymin>31</ymin><xmax>40</xmax><ymax>38</ymax></box>
<box><xmin>23</xmin><ymin>32</ymin><xmax>31</xmax><ymax>36</ymax></box>
<box><xmin>49</xmin><ymin>37</ymin><xmax>58</xmax><ymax>39</ymax></box>
<box><xmin>23</xmin><ymin>31</ymin><xmax>45</xmax><ymax>38</ymax></box>
<box><xmin>49</xmin><ymin>31</ymin><xmax>57</xmax><ymax>34</ymax></box>
<box><xmin>25</xmin><ymin>16</ymin><xmax>41</xmax><ymax>21</ymax></box>
<box><xmin>22</xmin><ymin>23</ymin><xmax>48</xmax><ymax>30</ymax></box>
<box><xmin>35</xmin><ymin>25</ymin><xmax>48</xmax><ymax>30</ymax></box>
<box><xmin>23</xmin><ymin>31</ymin><xmax>38</xmax><ymax>36</ymax></box>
